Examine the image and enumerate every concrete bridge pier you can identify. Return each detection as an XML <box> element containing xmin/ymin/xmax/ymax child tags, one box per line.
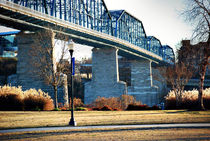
<box><xmin>14</xmin><ymin>32</ymin><xmax>68</xmax><ymax>105</ymax></box>
<box><xmin>128</xmin><ymin>59</ymin><xmax>158</xmax><ymax>106</ymax></box>
<box><xmin>85</xmin><ymin>48</ymin><xmax>127</xmax><ymax>104</ymax></box>
<box><xmin>152</xmin><ymin>68</ymin><xmax>169</xmax><ymax>104</ymax></box>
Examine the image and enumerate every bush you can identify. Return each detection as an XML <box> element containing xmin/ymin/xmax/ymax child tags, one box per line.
<box><xmin>75</xmin><ymin>107</ymin><xmax>87</xmax><ymax>111</ymax></box>
<box><xmin>0</xmin><ymin>85</ymin><xmax>54</xmax><ymax>111</ymax></box>
<box><xmin>0</xmin><ymin>86</ymin><xmax>24</xmax><ymax>111</ymax></box>
<box><xmin>90</xmin><ymin>94</ymin><xmax>142</xmax><ymax>111</ymax></box>
<box><xmin>165</xmin><ymin>88</ymin><xmax>210</xmax><ymax>110</ymax></box>
<box><xmin>126</xmin><ymin>104</ymin><xmax>160</xmax><ymax>110</ymax></box>
<box><xmin>0</xmin><ymin>94</ymin><xmax>23</xmax><ymax>111</ymax></box>
<box><xmin>53</xmin><ymin>108</ymin><xmax>61</xmax><ymax>111</ymax></box>
<box><xmin>100</xmin><ymin>105</ymin><xmax>112</xmax><ymax>111</ymax></box>
<box><xmin>69</xmin><ymin>98</ymin><xmax>84</xmax><ymax>108</ymax></box>
<box><xmin>151</xmin><ymin>105</ymin><xmax>161</xmax><ymax>110</ymax></box>
<box><xmin>91</xmin><ymin>107</ymin><xmax>101</xmax><ymax>111</ymax></box>
<box><xmin>126</xmin><ymin>104</ymin><xmax>150</xmax><ymax>110</ymax></box>
<box><xmin>119</xmin><ymin>94</ymin><xmax>141</xmax><ymax>110</ymax></box>
<box><xmin>23</xmin><ymin>89</ymin><xmax>54</xmax><ymax>111</ymax></box>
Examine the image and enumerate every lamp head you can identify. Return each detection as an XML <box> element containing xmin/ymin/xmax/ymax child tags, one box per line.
<box><xmin>68</xmin><ymin>39</ymin><xmax>74</xmax><ymax>52</ymax></box>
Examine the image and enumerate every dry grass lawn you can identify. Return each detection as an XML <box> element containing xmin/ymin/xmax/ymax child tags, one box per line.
<box><xmin>0</xmin><ymin>110</ymin><xmax>210</xmax><ymax>129</ymax></box>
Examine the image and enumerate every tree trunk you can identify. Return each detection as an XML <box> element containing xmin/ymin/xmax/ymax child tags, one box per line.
<box><xmin>53</xmin><ymin>85</ymin><xmax>58</xmax><ymax>109</ymax></box>
<box><xmin>87</xmin><ymin>73</ymin><xmax>89</xmax><ymax>79</ymax></box>
<box><xmin>3</xmin><ymin>75</ymin><xmax>7</xmax><ymax>85</ymax></box>
<box><xmin>197</xmin><ymin>63</ymin><xmax>207</xmax><ymax>110</ymax></box>
<box><xmin>176</xmin><ymin>91</ymin><xmax>182</xmax><ymax>109</ymax></box>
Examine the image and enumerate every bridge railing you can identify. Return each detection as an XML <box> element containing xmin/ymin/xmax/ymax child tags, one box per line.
<box><xmin>6</xmin><ymin>0</ymin><xmax>113</xmax><ymax>35</ymax></box>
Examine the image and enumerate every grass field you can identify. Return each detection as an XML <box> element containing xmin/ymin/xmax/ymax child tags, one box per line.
<box><xmin>0</xmin><ymin>110</ymin><xmax>210</xmax><ymax>129</ymax></box>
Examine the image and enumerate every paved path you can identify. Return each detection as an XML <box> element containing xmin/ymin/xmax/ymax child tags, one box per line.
<box><xmin>0</xmin><ymin>123</ymin><xmax>210</xmax><ymax>133</ymax></box>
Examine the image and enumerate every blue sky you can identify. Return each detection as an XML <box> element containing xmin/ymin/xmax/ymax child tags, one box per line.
<box><xmin>0</xmin><ymin>0</ymin><xmax>193</xmax><ymax>60</ymax></box>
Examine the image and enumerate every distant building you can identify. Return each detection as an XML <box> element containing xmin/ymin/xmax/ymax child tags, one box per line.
<box><xmin>0</xmin><ymin>31</ymin><xmax>20</xmax><ymax>58</ymax></box>
<box><xmin>178</xmin><ymin>40</ymin><xmax>210</xmax><ymax>89</ymax></box>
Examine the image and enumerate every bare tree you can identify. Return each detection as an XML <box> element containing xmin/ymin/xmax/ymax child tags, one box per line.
<box><xmin>178</xmin><ymin>40</ymin><xmax>209</xmax><ymax>110</ymax></box>
<box><xmin>158</xmin><ymin>62</ymin><xmax>194</xmax><ymax>108</ymax></box>
<box><xmin>30</xmin><ymin>29</ymin><xmax>69</xmax><ymax>109</ymax></box>
<box><xmin>181</xmin><ymin>0</ymin><xmax>209</xmax><ymax>109</ymax></box>
<box><xmin>183</xmin><ymin>0</ymin><xmax>209</xmax><ymax>42</ymax></box>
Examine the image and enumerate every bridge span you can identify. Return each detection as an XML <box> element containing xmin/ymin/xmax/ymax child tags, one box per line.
<box><xmin>0</xmin><ymin>0</ymin><xmax>175</xmax><ymax>105</ymax></box>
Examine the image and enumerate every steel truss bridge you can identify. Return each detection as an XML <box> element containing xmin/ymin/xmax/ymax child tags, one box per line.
<box><xmin>0</xmin><ymin>0</ymin><xmax>175</xmax><ymax>64</ymax></box>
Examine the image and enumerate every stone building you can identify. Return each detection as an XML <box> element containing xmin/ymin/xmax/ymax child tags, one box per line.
<box><xmin>178</xmin><ymin>40</ymin><xmax>210</xmax><ymax>89</ymax></box>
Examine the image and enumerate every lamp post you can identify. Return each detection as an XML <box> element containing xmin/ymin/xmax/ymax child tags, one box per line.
<box><xmin>68</xmin><ymin>39</ymin><xmax>76</xmax><ymax>126</ymax></box>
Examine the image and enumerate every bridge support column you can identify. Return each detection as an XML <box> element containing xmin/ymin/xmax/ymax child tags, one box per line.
<box><xmin>152</xmin><ymin>68</ymin><xmax>169</xmax><ymax>104</ymax></box>
<box><xmin>128</xmin><ymin>59</ymin><xmax>158</xmax><ymax>106</ymax></box>
<box><xmin>15</xmin><ymin>32</ymin><xmax>68</xmax><ymax>105</ymax></box>
<box><xmin>85</xmin><ymin>48</ymin><xmax>127</xmax><ymax>104</ymax></box>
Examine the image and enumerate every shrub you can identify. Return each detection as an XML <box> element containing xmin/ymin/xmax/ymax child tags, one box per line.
<box><xmin>69</xmin><ymin>98</ymin><xmax>84</xmax><ymax>108</ymax></box>
<box><xmin>165</xmin><ymin>97</ymin><xmax>177</xmax><ymax>110</ymax></box>
<box><xmin>0</xmin><ymin>85</ymin><xmax>54</xmax><ymax>111</ymax></box>
<box><xmin>75</xmin><ymin>107</ymin><xmax>87</xmax><ymax>111</ymax></box>
<box><xmin>0</xmin><ymin>94</ymin><xmax>23</xmax><ymax>111</ymax></box>
<box><xmin>0</xmin><ymin>86</ymin><xmax>24</xmax><ymax>111</ymax></box>
<box><xmin>93</xmin><ymin>97</ymin><xmax>119</xmax><ymax>110</ymax></box>
<box><xmin>0</xmin><ymin>85</ymin><xmax>23</xmax><ymax>96</ymax></box>
<box><xmin>91</xmin><ymin>94</ymin><xmax>142</xmax><ymax>111</ymax></box>
<box><xmin>126</xmin><ymin>104</ymin><xmax>150</xmax><ymax>110</ymax></box>
<box><xmin>113</xmin><ymin>108</ymin><xmax>121</xmax><ymax>111</ymax></box>
<box><xmin>58</xmin><ymin>103</ymin><xmax>69</xmax><ymax>111</ymax></box>
<box><xmin>23</xmin><ymin>89</ymin><xmax>54</xmax><ymax>111</ymax></box>
<box><xmin>119</xmin><ymin>94</ymin><xmax>142</xmax><ymax>110</ymax></box>
<box><xmin>91</xmin><ymin>107</ymin><xmax>101</xmax><ymax>111</ymax></box>
<box><xmin>151</xmin><ymin>105</ymin><xmax>161</xmax><ymax>110</ymax></box>
<box><xmin>53</xmin><ymin>108</ymin><xmax>61</xmax><ymax>111</ymax></box>
<box><xmin>100</xmin><ymin>105</ymin><xmax>112</xmax><ymax>111</ymax></box>
<box><xmin>165</xmin><ymin>88</ymin><xmax>210</xmax><ymax>110</ymax></box>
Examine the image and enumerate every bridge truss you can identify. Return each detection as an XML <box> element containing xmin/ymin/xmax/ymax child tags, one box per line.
<box><xmin>4</xmin><ymin>0</ymin><xmax>175</xmax><ymax>63</ymax></box>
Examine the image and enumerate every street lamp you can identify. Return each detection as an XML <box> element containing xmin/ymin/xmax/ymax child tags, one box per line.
<box><xmin>68</xmin><ymin>39</ymin><xmax>77</xmax><ymax>126</ymax></box>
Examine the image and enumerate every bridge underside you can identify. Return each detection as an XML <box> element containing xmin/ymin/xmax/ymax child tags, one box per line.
<box><xmin>0</xmin><ymin>0</ymin><xmax>174</xmax><ymax>64</ymax></box>
<box><xmin>0</xmin><ymin>0</ymin><xmax>174</xmax><ymax>106</ymax></box>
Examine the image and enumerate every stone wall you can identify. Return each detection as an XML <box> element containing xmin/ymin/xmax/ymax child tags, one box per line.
<box><xmin>152</xmin><ymin>67</ymin><xmax>169</xmax><ymax>103</ymax></box>
<box><xmin>15</xmin><ymin>32</ymin><xmax>68</xmax><ymax>105</ymax></box>
<box><xmin>85</xmin><ymin>48</ymin><xmax>127</xmax><ymax>104</ymax></box>
<box><xmin>128</xmin><ymin>59</ymin><xmax>158</xmax><ymax>106</ymax></box>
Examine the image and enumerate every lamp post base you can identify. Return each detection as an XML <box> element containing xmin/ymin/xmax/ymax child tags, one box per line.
<box><xmin>69</xmin><ymin>118</ymin><xmax>77</xmax><ymax>126</ymax></box>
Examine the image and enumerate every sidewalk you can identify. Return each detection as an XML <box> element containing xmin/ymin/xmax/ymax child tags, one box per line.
<box><xmin>1</xmin><ymin>123</ymin><xmax>210</xmax><ymax>133</ymax></box>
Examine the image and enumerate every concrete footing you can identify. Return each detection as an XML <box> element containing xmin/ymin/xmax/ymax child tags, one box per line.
<box><xmin>128</xmin><ymin>59</ymin><xmax>158</xmax><ymax>106</ymax></box>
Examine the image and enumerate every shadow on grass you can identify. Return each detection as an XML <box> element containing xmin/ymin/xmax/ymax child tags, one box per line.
<box><xmin>164</xmin><ymin>110</ymin><xmax>210</xmax><ymax>115</ymax></box>
<box><xmin>164</xmin><ymin>110</ymin><xmax>188</xmax><ymax>114</ymax></box>
<box><xmin>1</xmin><ymin>127</ymin><xmax>210</xmax><ymax>141</ymax></box>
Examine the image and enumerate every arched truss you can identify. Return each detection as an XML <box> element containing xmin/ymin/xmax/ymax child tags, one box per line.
<box><xmin>9</xmin><ymin>0</ymin><xmax>112</xmax><ymax>35</ymax></box>
<box><xmin>162</xmin><ymin>45</ymin><xmax>175</xmax><ymax>63</ymax></box>
<box><xmin>109</xmin><ymin>10</ymin><xmax>147</xmax><ymax>48</ymax></box>
<box><xmin>147</xmin><ymin>36</ymin><xmax>162</xmax><ymax>56</ymax></box>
